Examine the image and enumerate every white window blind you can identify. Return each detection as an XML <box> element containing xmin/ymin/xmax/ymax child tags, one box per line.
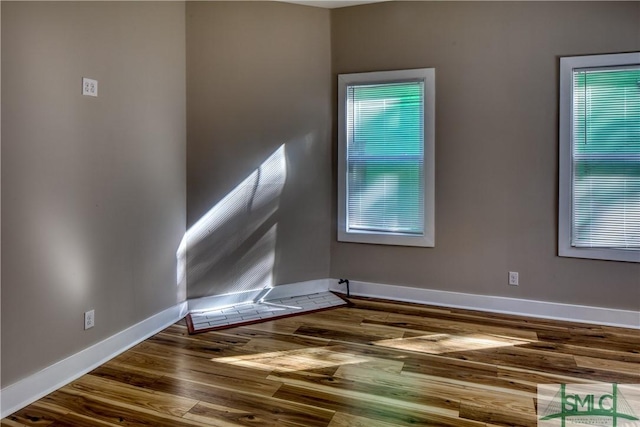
<box><xmin>337</xmin><ymin>68</ymin><xmax>435</xmax><ymax>247</ymax></box>
<box><xmin>346</xmin><ymin>81</ymin><xmax>425</xmax><ymax>235</ymax></box>
<box><xmin>571</xmin><ymin>66</ymin><xmax>640</xmax><ymax>251</ymax></box>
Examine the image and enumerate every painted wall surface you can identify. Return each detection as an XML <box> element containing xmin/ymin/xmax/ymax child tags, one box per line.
<box><xmin>186</xmin><ymin>2</ymin><xmax>332</xmax><ymax>299</ymax></box>
<box><xmin>0</xmin><ymin>1</ymin><xmax>3</xmax><ymax>390</ymax></box>
<box><xmin>1</xmin><ymin>2</ymin><xmax>186</xmax><ymax>387</ymax></box>
<box><xmin>330</xmin><ymin>1</ymin><xmax>640</xmax><ymax>310</ymax></box>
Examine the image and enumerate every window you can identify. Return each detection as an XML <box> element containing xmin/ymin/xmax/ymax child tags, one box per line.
<box><xmin>559</xmin><ymin>52</ymin><xmax>640</xmax><ymax>262</ymax></box>
<box><xmin>338</xmin><ymin>68</ymin><xmax>435</xmax><ymax>247</ymax></box>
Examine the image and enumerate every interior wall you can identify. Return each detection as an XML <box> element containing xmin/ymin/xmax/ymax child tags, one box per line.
<box><xmin>186</xmin><ymin>2</ymin><xmax>332</xmax><ymax>299</ymax></box>
<box><xmin>1</xmin><ymin>1</ymin><xmax>186</xmax><ymax>387</ymax></box>
<box><xmin>0</xmin><ymin>1</ymin><xmax>3</xmax><ymax>390</ymax></box>
<box><xmin>330</xmin><ymin>1</ymin><xmax>640</xmax><ymax>310</ymax></box>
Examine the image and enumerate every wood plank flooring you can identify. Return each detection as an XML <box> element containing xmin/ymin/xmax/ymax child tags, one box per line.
<box><xmin>3</xmin><ymin>296</ymin><xmax>639</xmax><ymax>426</ymax></box>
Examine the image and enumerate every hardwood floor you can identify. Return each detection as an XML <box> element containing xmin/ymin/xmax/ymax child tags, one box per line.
<box><xmin>3</xmin><ymin>296</ymin><xmax>639</xmax><ymax>426</ymax></box>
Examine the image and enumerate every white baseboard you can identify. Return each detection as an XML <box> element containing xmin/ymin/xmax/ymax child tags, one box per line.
<box><xmin>188</xmin><ymin>289</ymin><xmax>266</xmax><ymax>312</ymax></box>
<box><xmin>329</xmin><ymin>279</ymin><xmax>640</xmax><ymax>329</ymax></box>
<box><xmin>263</xmin><ymin>279</ymin><xmax>332</xmax><ymax>300</ymax></box>
<box><xmin>188</xmin><ymin>278</ymin><xmax>332</xmax><ymax>312</ymax></box>
<box><xmin>0</xmin><ymin>302</ymin><xmax>188</xmax><ymax>419</ymax></box>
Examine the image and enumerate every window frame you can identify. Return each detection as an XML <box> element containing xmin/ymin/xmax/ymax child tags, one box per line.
<box><xmin>337</xmin><ymin>68</ymin><xmax>435</xmax><ymax>247</ymax></box>
<box><xmin>558</xmin><ymin>52</ymin><xmax>640</xmax><ymax>263</ymax></box>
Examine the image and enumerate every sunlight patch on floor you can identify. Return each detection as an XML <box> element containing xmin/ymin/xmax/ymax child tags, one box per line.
<box><xmin>211</xmin><ymin>346</ymin><xmax>371</xmax><ymax>372</ymax></box>
<box><xmin>374</xmin><ymin>333</ymin><xmax>533</xmax><ymax>354</ymax></box>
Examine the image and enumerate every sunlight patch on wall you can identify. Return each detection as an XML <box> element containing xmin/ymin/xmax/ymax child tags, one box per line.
<box><xmin>176</xmin><ymin>145</ymin><xmax>287</xmax><ymax>298</ymax></box>
<box><xmin>231</xmin><ymin>224</ymin><xmax>278</xmax><ymax>294</ymax></box>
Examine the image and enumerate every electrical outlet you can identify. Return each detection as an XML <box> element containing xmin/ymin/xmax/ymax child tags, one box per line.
<box><xmin>508</xmin><ymin>271</ymin><xmax>519</xmax><ymax>286</ymax></box>
<box><xmin>84</xmin><ymin>309</ymin><xmax>95</xmax><ymax>330</ymax></box>
<box><xmin>82</xmin><ymin>78</ymin><xmax>98</xmax><ymax>97</ymax></box>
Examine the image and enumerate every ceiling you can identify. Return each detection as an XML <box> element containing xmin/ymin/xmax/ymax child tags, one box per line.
<box><xmin>274</xmin><ymin>0</ymin><xmax>391</xmax><ymax>9</ymax></box>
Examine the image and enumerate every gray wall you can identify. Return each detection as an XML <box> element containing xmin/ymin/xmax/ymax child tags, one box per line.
<box><xmin>186</xmin><ymin>2</ymin><xmax>332</xmax><ymax>299</ymax></box>
<box><xmin>1</xmin><ymin>2</ymin><xmax>3</xmax><ymax>390</ymax></box>
<box><xmin>1</xmin><ymin>2</ymin><xmax>186</xmax><ymax>387</ymax></box>
<box><xmin>330</xmin><ymin>1</ymin><xmax>640</xmax><ymax>310</ymax></box>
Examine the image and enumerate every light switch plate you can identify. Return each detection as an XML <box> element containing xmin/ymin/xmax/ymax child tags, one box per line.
<box><xmin>82</xmin><ymin>78</ymin><xmax>98</xmax><ymax>97</ymax></box>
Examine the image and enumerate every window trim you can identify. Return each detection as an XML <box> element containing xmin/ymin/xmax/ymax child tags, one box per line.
<box><xmin>337</xmin><ymin>68</ymin><xmax>435</xmax><ymax>247</ymax></box>
<box><xmin>558</xmin><ymin>52</ymin><xmax>640</xmax><ymax>263</ymax></box>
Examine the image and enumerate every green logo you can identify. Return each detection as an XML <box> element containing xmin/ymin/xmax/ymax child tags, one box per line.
<box><xmin>538</xmin><ymin>384</ymin><xmax>640</xmax><ymax>427</ymax></box>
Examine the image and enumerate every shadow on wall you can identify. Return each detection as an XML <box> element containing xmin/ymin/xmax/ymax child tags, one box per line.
<box><xmin>176</xmin><ymin>145</ymin><xmax>287</xmax><ymax>300</ymax></box>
